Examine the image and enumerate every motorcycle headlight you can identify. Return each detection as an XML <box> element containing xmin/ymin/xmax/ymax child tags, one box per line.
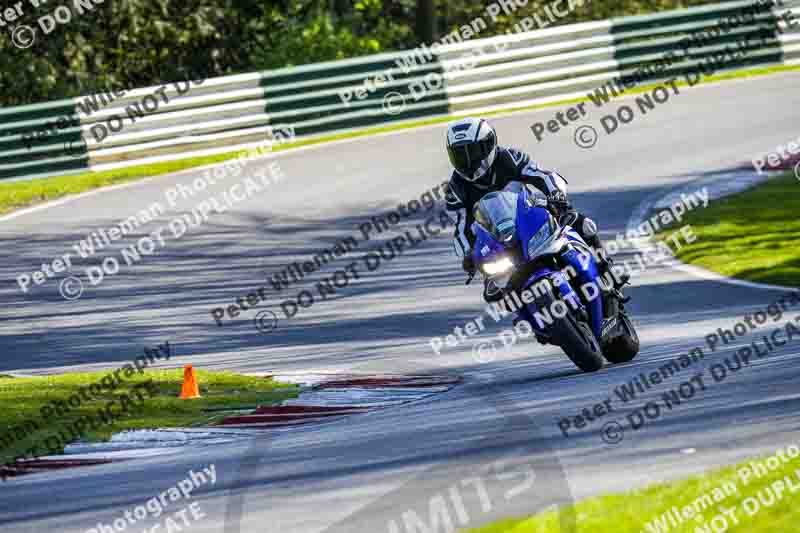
<box><xmin>527</xmin><ymin>219</ymin><xmax>555</xmax><ymax>257</ymax></box>
<box><xmin>482</xmin><ymin>257</ymin><xmax>514</xmax><ymax>275</ymax></box>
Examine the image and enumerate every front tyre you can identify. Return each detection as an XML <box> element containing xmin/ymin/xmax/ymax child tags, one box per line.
<box><xmin>554</xmin><ymin>311</ymin><xmax>604</xmax><ymax>373</ymax></box>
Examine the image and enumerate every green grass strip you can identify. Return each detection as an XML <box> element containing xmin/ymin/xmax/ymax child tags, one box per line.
<box><xmin>0</xmin><ymin>369</ymin><xmax>298</xmax><ymax>464</ymax></box>
<box><xmin>0</xmin><ymin>152</ymin><xmax>249</xmax><ymax>216</ymax></box>
<box><xmin>468</xmin><ymin>445</ymin><xmax>800</xmax><ymax>532</ymax></box>
<box><xmin>657</xmin><ymin>174</ymin><xmax>800</xmax><ymax>287</ymax></box>
<box><xmin>1</xmin><ymin>64</ymin><xmax>798</xmax><ymax>217</ymax></box>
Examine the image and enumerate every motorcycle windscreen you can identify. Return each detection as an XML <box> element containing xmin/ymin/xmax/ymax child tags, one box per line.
<box><xmin>514</xmin><ymin>193</ymin><xmax>558</xmax><ymax>262</ymax></box>
<box><xmin>473</xmin><ymin>191</ymin><xmax>518</xmax><ymax>243</ymax></box>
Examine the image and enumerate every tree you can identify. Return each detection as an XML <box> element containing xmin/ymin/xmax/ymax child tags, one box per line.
<box><xmin>416</xmin><ymin>0</ymin><xmax>436</xmax><ymax>43</ymax></box>
<box><xmin>333</xmin><ymin>0</ymin><xmax>350</xmax><ymax>17</ymax></box>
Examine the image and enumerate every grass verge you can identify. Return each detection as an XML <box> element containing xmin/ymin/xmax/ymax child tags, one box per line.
<box><xmin>2</xmin><ymin>64</ymin><xmax>799</xmax><ymax>218</ymax></box>
<box><xmin>657</xmin><ymin>174</ymin><xmax>800</xmax><ymax>287</ymax></box>
<box><xmin>0</xmin><ymin>369</ymin><xmax>298</xmax><ymax>465</ymax></box>
<box><xmin>0</xmin><ymin>152</ymin><xmax>249</xmax><ymax>216</ymax></box>
<box><xmin>468</xmin><ymin>446</ymin><xmax>800</xmax><ymax>532</ymax></box>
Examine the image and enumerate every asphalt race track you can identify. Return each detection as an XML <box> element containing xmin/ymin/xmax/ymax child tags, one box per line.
<box><xmin>1</xmin><ymin>73</ymin><xmax>799</xmax><ymax>533</ymax></box>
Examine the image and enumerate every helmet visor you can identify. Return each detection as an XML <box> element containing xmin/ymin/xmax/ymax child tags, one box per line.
<box><xmin>447</xmin><ymin>132</ymin><xmax>496</xmax><ymax>176</ymax></box>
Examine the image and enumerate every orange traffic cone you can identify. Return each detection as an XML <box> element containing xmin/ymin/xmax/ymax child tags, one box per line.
<box><xmin>179</xmin><ymin>365</ymin><xmax>201</xmax><ymax>399</ymax></box>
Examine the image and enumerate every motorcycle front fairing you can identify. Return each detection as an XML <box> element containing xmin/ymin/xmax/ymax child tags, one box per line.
<box><xmin>559</xmin><ymin>240</ymin><xmax>604</xmax><ymax>339</ymax></box>
<box><xmin>471</xmin><ymin>219</ymin><xmax>516</xmax><ymax>292</ymax></box>
<box><xmin>518</xmin><ymin>192</ymin><xmax>605</xmax><ymax>340</ymax></box>
<box><xmin>471</xmin><ymin>188</ymin><xmax>610</xmax><ymax>341</ymax></box>
<box><xmin>512</xmin><ymin>189</ymin><xmax>589</xmax><ymax>332</ymax></box>
<box><xmin>471</xmin><ymin>190</ymin><xmax>583</xmax><ymax>337</ymax></box>
<box><xmin>470</xmin><ymin>191</ymin><xmax>521</xmax><ymax>292</ymax></box>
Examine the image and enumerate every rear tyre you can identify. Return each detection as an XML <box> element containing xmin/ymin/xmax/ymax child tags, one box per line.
<box><xmin>554</xmin><ymin>312</ymin><xmax>604</xmax><ymax>373</ymax></box>
<box><xmin>602</xmin><ymin>313</ymin><xmax>640</xmax><ymax>364</ymax></box>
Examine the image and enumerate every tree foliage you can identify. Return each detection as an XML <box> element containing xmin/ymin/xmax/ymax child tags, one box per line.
<box><xmin>1</xmin><ymin>0</ymin><xmax>727</xmax><ymax>106</ymax></box>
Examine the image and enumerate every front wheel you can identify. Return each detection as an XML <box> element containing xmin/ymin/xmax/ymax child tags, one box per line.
<box><xmin>553</xmin><ymin>311</ymin><xmax>605</xmax><ymax>373</ymax></box>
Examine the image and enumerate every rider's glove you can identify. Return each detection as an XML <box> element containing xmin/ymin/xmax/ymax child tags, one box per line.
<box><xmin>547</xmin><ymin>191</ymin><xmax>570</xmax><ymax>213</ymax></box>
<box><xmin>462</xmin><ymin>255</ymin><xmax>476</xmax><ymax>274</ymax></box>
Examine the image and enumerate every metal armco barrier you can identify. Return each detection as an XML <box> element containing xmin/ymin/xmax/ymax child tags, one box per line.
<box><xmin>1</xmin><ymin>0</ymin><xmax>798</xmax><ymax>182</ymax></box>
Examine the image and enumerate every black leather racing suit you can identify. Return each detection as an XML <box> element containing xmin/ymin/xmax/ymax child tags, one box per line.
<box><xmin>444</xmin><ymin>146</ymin><xmax>602</xmax><ymax>262</ymax></box>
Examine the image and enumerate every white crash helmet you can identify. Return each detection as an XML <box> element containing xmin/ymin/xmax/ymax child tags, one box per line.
<box><xmin>446</xmin><ymin>117</ymin><xmax>498</xmax><ymax>183</ymax></box>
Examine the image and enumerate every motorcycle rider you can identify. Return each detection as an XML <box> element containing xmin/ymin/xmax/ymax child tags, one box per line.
<box><xmin>444</xmin><ymin>117</ymin><xmax>626</xmax><ymax>303</ymax></box>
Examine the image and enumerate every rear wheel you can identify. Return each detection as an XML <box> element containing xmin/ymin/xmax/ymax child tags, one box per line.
<box><xmin>602</xmin><ymin>313</ymin><xmax>640</xmax><ymax>364</ymax></box>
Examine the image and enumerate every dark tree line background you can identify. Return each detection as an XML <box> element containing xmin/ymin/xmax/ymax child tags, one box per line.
<box><xmin>2</xmin><ymin>0</ymin><xmax>725</xmax><ymax>106</ymax></box>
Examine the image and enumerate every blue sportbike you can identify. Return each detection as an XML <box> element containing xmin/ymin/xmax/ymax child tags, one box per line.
<box><xmin>470</xmin><ymin>187</ymin><xmax>639</xmax><ymax>372</ymax></box>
